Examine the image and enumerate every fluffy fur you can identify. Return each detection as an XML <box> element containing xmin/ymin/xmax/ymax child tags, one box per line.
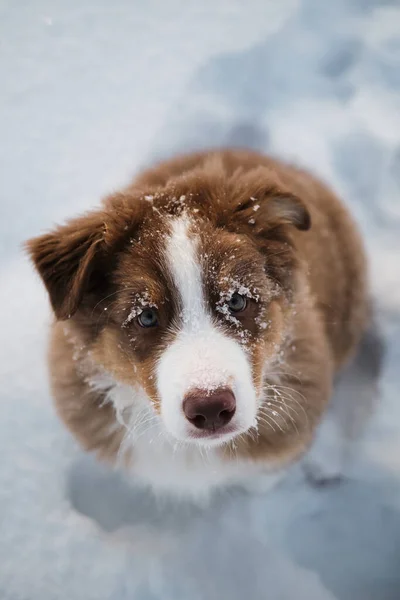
<box><xmin>27</xmin><ymin>149</ymin><xmax>369</xmax><ymax>499</ymax></box>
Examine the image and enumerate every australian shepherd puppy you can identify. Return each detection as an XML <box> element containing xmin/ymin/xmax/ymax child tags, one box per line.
<box><xmin>27</xmin><ymin>149</ymin><xmax>369</xmax><ymax>500</ymax></box>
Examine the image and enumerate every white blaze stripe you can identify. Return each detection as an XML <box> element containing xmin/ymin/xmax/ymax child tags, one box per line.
<box><xmin>157</xmin><ymin>214</ymin><xmax>258</xmax><ymax>445</ymax></box>
<box><xmin>164</xmin><ymin>215</ymin><xmax>208</xmax><ymax>331</ymax></box>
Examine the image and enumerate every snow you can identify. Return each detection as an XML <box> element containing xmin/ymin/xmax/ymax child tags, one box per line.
<box><xmin>122</xmin><ymin>293</ymin><xmax>158</xmax><ymax>328</ymax></box>
<box><xmin>1</xmin><ymin>0</ymin><xmax>400</xmax><ymax>599</ymax></box>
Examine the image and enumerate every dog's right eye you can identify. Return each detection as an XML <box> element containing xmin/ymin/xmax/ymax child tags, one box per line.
<box><xmin>228</xmin><ymin>292</ymin><xmax>247</xmax><ymax>313</ymax></box>
<box><xmin>137</xmin><ymin>308</ymin><xmax>159</xmax><ymax>328</ymax></box>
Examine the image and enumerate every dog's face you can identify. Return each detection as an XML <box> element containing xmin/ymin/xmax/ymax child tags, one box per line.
<box><xmin>27</xmin><ymin>167</ymin><xmax>310</xmax><ymax>448</ymax></box>
<box><xmin>110</xmin><ymin>212</ymin><xmax>285</xmax><ymax>447</ymax></box>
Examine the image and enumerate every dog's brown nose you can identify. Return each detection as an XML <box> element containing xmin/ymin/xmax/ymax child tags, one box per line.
<box><xmin>183</xmin><ymin>388</ymin><xmax>236</xmax><ymax>431</ymax></box>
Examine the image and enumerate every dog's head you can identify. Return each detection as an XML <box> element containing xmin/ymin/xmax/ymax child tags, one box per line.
<box><xmin>27</xmin><ymin>158</ymin><xmax>310</xmax><ymax>448</ymax></box>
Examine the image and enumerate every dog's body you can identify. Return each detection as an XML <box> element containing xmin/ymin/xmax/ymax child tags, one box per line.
<box><xmin>28</xmin><ymin>149</ymin><xmax>369</xmax><ymax>499</ymax></box>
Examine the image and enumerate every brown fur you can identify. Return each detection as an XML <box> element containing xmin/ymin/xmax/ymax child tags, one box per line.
<box><xmin>27</xmin><ymin>149</ymin><xmax>368</xmax><ymax>469</ymax></box>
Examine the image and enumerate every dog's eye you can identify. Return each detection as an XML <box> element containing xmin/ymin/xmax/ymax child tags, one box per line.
<box><xmin>228</xmin><ymin>293</ymin><xmax>247</xmax><ymax>313</ymax></box>
<box><xmin>137</xmin><ymin>308</ymin><xmax>158</xmax><ymax>328</ymax></box>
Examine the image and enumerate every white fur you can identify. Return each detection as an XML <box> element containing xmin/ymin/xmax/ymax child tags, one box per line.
<box><xmin>157</xmin><ymin>215</ymin><xmax>258</xmax><ymax>446</ymax></box>
<box><xmin>106</xmin><ymin>381</ymin><xmax>278</xmax><ymax>500</ymax></box>
<box><xmin>162</xmin><ymin>215</ymin><xmax>205</xmax><ymax>331</ymax></box>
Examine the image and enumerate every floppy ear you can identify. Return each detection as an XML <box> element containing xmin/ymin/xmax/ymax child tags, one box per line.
<box><xmin>230</xmin><ymin>187</ymin><xmax>311</xmax><ymax>295</ymax></box>
<box><xmin>261</xmin><ymin>193</ymin><xmax>311</xmax><ymax>231</ymax></box>
<box><xmin>233</xmin><ymin>191</ymin><xmax>311</xmax><ymax>233</ymax></box>
<box><xmin>26</xmin><ymin>211</ymin><xmax>110</xmax><ymax>320</ymax></box>
<box><xmin>26</xmin><ymin>195</ymin><xmax>146</xmax><ymax>320</ymax></box>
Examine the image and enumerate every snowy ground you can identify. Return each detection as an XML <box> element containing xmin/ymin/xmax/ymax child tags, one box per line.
<box><xmin>1</xmin><ymin>0</ymin><xmax>400</xmax><ymax>598</ymax></box>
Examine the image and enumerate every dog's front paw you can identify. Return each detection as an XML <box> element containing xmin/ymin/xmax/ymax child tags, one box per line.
<box><xmin>303</xmin><ymin>416</ymin><xmax>347</xmax><ymax>487</ymax></box>
<box><xmin>303</xmin><ymin>456</ymin><xmax>344</xmax><ymax>487</ymax></box>
<box><xmin>241</xmin><ymin>472</ymin><xmax>284</xmax><ymax>496</ymax></box>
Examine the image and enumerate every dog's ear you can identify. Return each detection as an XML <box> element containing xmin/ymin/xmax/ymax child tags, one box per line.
<box><xmin>229</xmin><ymin>187</ymin><xmax>311</xmax><ymax>295</ymax></box>
<box><xmin>26</xmin><ymin>195</ymin><xmax>146</xmax><ymax>320</ymax></box>
<box><xmin>232</xmin><ymin>191</ymin><xmax>311</xmax><ymax>233</ymax></box>
<box><xmin>26</xmin><ymin>211</ymin><xmax>110</xmax><ymax>320</ymax></box>
<box><xmin>260</xmin><ymin>193</ymin><xmax>310</xmax><ymax>231</ymax></box>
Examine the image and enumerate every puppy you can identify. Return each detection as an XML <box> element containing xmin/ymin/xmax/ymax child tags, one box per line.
<box><xmin>27</xmin><ymin>149</ymin><xmax>369</xmax><ymax>499</ymax></box>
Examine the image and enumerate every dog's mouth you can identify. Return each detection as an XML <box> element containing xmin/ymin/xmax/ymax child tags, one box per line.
<box><xmin>188</xmin><ymin>423</ymin><xmax>238</xmax><ymax>440</ymax></box>
<box><xmin>181</xmin><ymin>419</ymin><xmax>253</xmax><ymax>448</ymax></box>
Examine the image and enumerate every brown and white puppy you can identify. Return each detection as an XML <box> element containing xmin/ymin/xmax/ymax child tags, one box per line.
<box><xmin>27</xmin><ymin>149</ymin><xmax>369</xmax><ymax>499</ymax></box>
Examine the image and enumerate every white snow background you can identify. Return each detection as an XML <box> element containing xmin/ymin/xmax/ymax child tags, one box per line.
<box><xmin>1</xmin><ymin>0</ymin><xmax>400</xmax><ymax>598</ymax></box>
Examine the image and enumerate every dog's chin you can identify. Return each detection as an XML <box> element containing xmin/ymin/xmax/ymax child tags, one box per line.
<box><xmin>168</xmin><ymin>423</ymin><xmax>251</xmax><ymax>449</ymax></box>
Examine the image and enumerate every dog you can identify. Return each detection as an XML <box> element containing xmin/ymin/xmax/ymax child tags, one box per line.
<box><xmin>27</xmin><ymin>149</ymin><xmax>369</xmax><ymax>500</ymax></box>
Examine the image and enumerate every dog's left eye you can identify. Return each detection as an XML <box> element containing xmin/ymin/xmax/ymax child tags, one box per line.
<box><xmin>137</xmin><ymin>308</ymin><xmax>159</xmax><ymax>328</ymax></box>
<box><xmin>227</xmin><ymin>293</ymin><xmax>247</xmax><ymax>313</ymax></box>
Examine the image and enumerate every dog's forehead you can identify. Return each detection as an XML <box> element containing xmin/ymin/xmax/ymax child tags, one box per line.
<box><xmin>161</xmin><ymin>212</ymin><xmax>268</xmax><ymax>301</ymax></box>
<box><xmin>116</xmin><ymin>207</ymin><xmax>266</xmax><ymax>313</ymax></box>
<box><xmin>162</xmin><ymin>214</ymin><xmax>205</xmax><ymax>328</ymax></box>
<box><xmin>160</xmin><ymin>212</ymin><xmax>247</xmax><ymax>275</ymax></box>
